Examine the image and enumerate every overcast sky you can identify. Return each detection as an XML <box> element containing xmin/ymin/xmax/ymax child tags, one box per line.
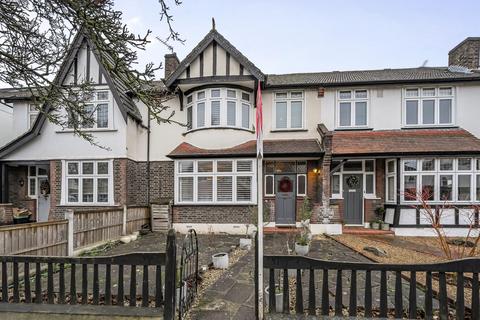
<box><xmin>115</xmin><ymin>0</ymin><xmax>480</xmax><ymax>79</ymax></box>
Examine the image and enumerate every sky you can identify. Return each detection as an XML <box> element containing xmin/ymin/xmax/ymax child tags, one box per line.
<box><xmin>114</xmin><ymin>0</ymin><xmax>480</xmax><ymax>79</ymax></box>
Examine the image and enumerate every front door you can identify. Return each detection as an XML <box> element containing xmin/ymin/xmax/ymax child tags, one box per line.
<box><xmin>275</xmin><ymin>175</ymin><xmax>296</xmax><ymax>225</ymax></box>
<box><xmin>343</xmin><ymin>174</ymin><xmax>363</xmax><ymax>225</ymax></box>
<box><xmin>37</xmin><ymin>177</ymin><xmax>50</xmax><ymax>222</ymax></box>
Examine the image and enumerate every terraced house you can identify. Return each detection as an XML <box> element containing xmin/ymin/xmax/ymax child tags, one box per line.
<box><xmin>1</xmin><ymin>28</ymin><xmax>480</xmax><ymax>236</ymax></box>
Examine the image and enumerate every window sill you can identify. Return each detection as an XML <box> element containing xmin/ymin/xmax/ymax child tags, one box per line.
<box><xmin>56</xmin><ymin>128</ymin><xmax>118</xmax><ymax>133</ymax></box>
<box><xmin>58</xmin><ymin>203</ymin><xmax>116</xmax><ymax>207</ymax></box>
<box><xmin>334</xmin><ymin>127</ymin><xmax>373</xmax><ymax>131</ymax></box>
<box><xmin>401</xmin><ymin>125</ymin><xmax>458</xmax><ymax>130</ymax></box>
<box><xmin>183</xmin><ymin>126</ymin><xmax>254</xmax><ymax>136</ymax></box>
<box><xmin>174</xmin><ymin>202</ymin><xmax>256</xmax><ymax>206</ymax></box>
<box><xmin>270</xmin><ymin>129</ymin><xmax>308</xmax><ymax>133</ymax></box>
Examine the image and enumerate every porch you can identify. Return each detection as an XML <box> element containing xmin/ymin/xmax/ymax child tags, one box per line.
<box><xmin>0</xmin><ymin>161</ymin><xmax>52</xmax><ymax>224</ymax></box>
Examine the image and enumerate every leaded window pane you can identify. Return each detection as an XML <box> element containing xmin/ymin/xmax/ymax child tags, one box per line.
<box><xmin>97</xmin><ymin>103</ymin><xmax>108</xmax><ymax>128</ymax></box>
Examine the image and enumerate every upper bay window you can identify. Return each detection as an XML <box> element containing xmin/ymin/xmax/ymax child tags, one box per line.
<box><xmin>185</xmin><ymin>88</ymin><xmax>252</xmax><ymax>132</ymax></box>
<box><xmin>403</xmin><ymin>87</ymin><xmax>454</xmax><ymax>127</ymax></box>
<box><xmin>273</xmin><ymin>91</ymin><xmax>305</xmax><ymax>130</ymax></box>
<box><xmin>336</xmin><ymin>89</ymin><xmax>368</xmax><ymax>129</ymax></box>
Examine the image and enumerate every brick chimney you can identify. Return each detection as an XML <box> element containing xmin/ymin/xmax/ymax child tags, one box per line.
<box><xmin>448</xmin><ymin>37</ymin><xmax>480</xmax><ymax>70</ymax></box>
<box><xmin>164</xmin><ymin>53</ymin><xmax>180</xmax><ymax>79</ymax></box>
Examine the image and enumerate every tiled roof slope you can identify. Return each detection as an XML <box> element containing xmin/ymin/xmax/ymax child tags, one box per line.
<box><xmin>168</xmin><ymin>139</ymin><xmax>323</xmax><ymax>158</ymax></box>
<box><xmin>266</xmin><ymin>67</ymin><xmax>480</xmax><ymax>87</ymax></box>
<box><xmin>331</xmin><ymin>128</ymin><xmax>480</xmax><ymax>156</ymax></box>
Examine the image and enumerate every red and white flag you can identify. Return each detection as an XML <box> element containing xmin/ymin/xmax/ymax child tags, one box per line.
<box><xmin>256</xmin><ymin>82</ymin><xmax>263</xmax><ymax>158</ymax></box>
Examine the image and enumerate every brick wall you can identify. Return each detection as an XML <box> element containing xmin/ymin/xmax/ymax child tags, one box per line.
<box><xmin>449</xmin><ymin>38</ymin><xmax>480</xmax><ymax>69</ymax></box>
<box><xmin>126</xmin><ymin>160</ymin><xmax>174</xmax><ymax>206</ymax></box>
<box><xmin>172</xmin><ymin>205</ymin><xmax>252</xmax><ymax>224</ymax></box>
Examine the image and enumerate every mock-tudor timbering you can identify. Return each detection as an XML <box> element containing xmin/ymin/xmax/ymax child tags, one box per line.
<box><xmin>1</xmin><ymin>26</ymin><xmax>480</xmax><ymax>236</ymax></box>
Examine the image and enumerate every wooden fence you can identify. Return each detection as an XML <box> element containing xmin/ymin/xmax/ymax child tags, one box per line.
<box><xmin>0</xmin><ymin>206</ymin><xmax>150</xmax><ymax>257</ymax></box>
<box><xmin>73</xmin><ymin>206</ymin><xmax>149</xmax><ymax>251</ymax></box>
<box><xmin>0</xmin><ymin>220</ymin><xmax>68</xmax><ymax>256</ymax></box>
<box><xmin>0</xmin><ymin>229</ymin><xmax>180</xmax><ymax>320</ymax></box>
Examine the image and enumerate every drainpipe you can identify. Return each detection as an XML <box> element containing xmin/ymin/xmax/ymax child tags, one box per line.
<box><xmin>146</xmin><ymin>108</ymin><xmax>151</xmax><ymax>206</ymax></box>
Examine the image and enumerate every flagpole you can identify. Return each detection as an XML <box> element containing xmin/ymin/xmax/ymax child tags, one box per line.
<box><xmin>257</xmin><ymin>154</ymin><xmax>264</xmax><ymax>319</ymax></box>
<box><xmin>255</xmin><ymin>81</ymin><xmax>264</xmax><ymax>320</ymax></box>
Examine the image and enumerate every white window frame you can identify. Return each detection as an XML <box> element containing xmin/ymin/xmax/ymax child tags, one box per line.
<box><xmin>272</xmin><ymin>91</ymin><xmax>306</xmax><ymax>130</ymax></box>
<box><xmin>66</xmin><ymin>88</ymin><xmax>113</xmax><ymax>130</ymax></box>
<box><xmin>399</xmin><ymin>157</ymin><xmax>480</xmax><ymax>204</ymax></box>
<box><xmin>330</xmin><ymin>159</ymin><xmax>376</xmax><ymax>199</ymax></box>
<box><xmin>385</xmin><ymin>159</ymin><xmax>397</xmax><ymax>204</ymax></box>
<box><xmin>28</xmin><ymin>104</ymin><xmax>39</xmax><ymax>129</ymax></box>
<box><xmin>175</xmin><ymin>159</ymin><xmax>257</xmax><ymax>205</ymax></box>
<box><xmin>336</xmin><ymin>89</ymin><xmax>369</xmax><ymax>129</ymax></box>
<box><xmin>61</xmin><ymin>159</ymin><xmax>114</xmax><ymax>206</ymax></box>
<box><xmin>184</xmin><ymin>88</ymin><xmax>252</xmax><ymax>132</ymax></box>
<box><xmin>297</xmin><ymin>174</ymin><xmax>307</xmax><ymax>196</ymax></box>
<box><xmin>402</xmin><ymin>86</ymin><xmax>455</xmax><ymax>127</ymax></box>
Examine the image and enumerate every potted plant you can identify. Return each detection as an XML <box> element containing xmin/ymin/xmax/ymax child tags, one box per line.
<box><xmin>240</xmin><ymin>202</ymin><xmax>271</xmax><ymax>250</ymax></box>
<box><xmin>12</xmin><ymin>208</ymin><xmax>31</xmax><ymax>224</ymax></box>
<box><xmin>295</xmin><ymin>197</ymin><xmax>312</xmax><ymax>256</ymax></box>
<box><xmin>381</xmin><ymin>222</ymin><xmax>390</xmax><ymax>231</ymax></box>
<box><xmin>371</xmin><ymin>206</ymin><xmax>385</xmax><ymax>230</ymax></box>
<box><xmin>212</xmin><ymin>252</ymin><xmax>229</xmax><ymax>269</ymax></box>
<box><xmin>264</xmin><ymin>284</ymin><xmax>283</xmax><ymax>313</ymax></box>
<box><xmin>370</xmin><ymin>220</ymin><xmax>381</xmax><ymax>230</ymax></box>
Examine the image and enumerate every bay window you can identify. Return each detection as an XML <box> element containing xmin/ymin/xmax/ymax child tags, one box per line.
<box><xmin>62</xmin><ymin>160</ymin><xmax>113</xmax><ymax>205</ymax></box>
<box><xmin>274</xmin><ymin>91</ymin><xmax>305</xmax><ymax>130</ymax></box>
<box><xmin>400</xmin><ymin>158</ymin><xmax>480</xmax><ymax>203</ymax></box>
<box><xmin>336</xmin><ymin>89</ymin><xmax>369</xmax><ymax>128</ymax></box>
<box><xmin>175</xmin><ymin>159</ymin><xmax>256</xmax><ymax>204</ymax></box>
<box><xmin>403</xmin><ymin>87</ymin><xmax>454</xmax><ymax>127</ymax></box>
<box><xmin>185</xmin><ymin>88</ymin><xmax>252</xmax><ymax>131</ymax></box>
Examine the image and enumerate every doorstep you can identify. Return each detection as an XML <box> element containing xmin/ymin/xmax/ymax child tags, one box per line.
<box><xmin>342</xmin><ymin>226</ymin><xmax>394</xmax><ymax>235</ymax></box>
<box><xmin>263</xmin><ymin>226</ymin><xmax>301</xmax><ymax>234</ymax></box>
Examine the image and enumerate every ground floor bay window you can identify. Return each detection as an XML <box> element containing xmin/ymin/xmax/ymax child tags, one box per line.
<box><xmin>175</xmin><ymin>159</ymin><xmax>256</xmax><ymax>205</ymax></box>
<box><xmin>398</xmin><ymin>157</ymin><xmax>480</xmax><ymax>203</ymax></box>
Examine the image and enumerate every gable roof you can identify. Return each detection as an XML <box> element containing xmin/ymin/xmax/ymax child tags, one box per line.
<box><xmin>266</xmin><ymin>67</ymin><xmax>480</xmax><ymax>87</ymax></box>
<box><xmin>0</xmin><ymin>29</ymin><xmax>142</xmax><ymax>158</ymax></box>
<box><xmin>165</xmin><ymin>28</ymin><xmax>265</xmax><ymax>87</ymax></box>
<box><xmin>330</xmin><ymin>128</ymin><xmax>480</xmax><ymax>157</ymax></box>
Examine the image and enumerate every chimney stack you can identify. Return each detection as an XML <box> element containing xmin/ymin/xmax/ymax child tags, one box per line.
<box><xmin>164</xmin><ymin>53</ymin><xmax>180</xmax><ymax>79</ymax></box>
<box><xmin>448</xmin><ymin>37</ymin><xmax>480</xmax><ymax>70</ymax></box>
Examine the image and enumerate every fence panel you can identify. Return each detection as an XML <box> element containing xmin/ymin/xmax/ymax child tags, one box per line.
<box><xmin>73</xmin><ymin>209</ymin><xmax>124</xmax><ymax>250</ymax></box>
<box><xmin>0</xmin><ymin>221</ymin><xmax>68</xmax><ymax>256</ymax></box>
<box><xmin>126</xmin><ymin>206</ymin><xmax>150</xmax><ymax>235</ymax></box>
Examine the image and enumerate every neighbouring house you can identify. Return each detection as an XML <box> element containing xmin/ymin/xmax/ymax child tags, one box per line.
<box><xmin>0</xmin><ymin>98</ymin><xmax>13</xmax><ymax>147</ymax></box>
<box><xmin>1</xmin><ymin>27</ymin><xmax>480</xmax><ymax>237</ymax></box>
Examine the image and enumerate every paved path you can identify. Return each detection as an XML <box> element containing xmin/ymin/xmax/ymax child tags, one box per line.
<box><xmin>191</xmin><ymin>234</ymin><xmax>438</xmax><ymax>319</ymax></box>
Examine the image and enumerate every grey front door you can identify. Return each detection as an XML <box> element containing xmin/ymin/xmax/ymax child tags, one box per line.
<box><xmin>275</xmin><ymin>175</ymin><xmax>296</xmax><ymax>225</ymax></box>
<box><xmin>343</xmin><ymin>174</ymin><xmax>363</xmax><ymax>225</ymax></box>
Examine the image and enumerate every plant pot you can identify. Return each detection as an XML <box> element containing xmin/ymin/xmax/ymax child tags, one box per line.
<box><xmin>212</xmin><ymin>253</ymin><xmax>229</xmax><ymax>269</ymax></box>
<box><xmin>13</xmin><ymin>216</ymin><xmax>30</xmax><ymax>224</ymax></box>
<box><xmin>381</xmin><ymin>223</ymin><xmax>390</xmax><ymax>231</ymax></box>
<box><xmin>371</xmin><ymin>222</ymin><xmax>380</xmax><ymax>230</ymax></box>
<box><xmin>176</xmin><ymin>282</ymin><xmax>187</xmax><ymax>304</ymax></box>
<box><xmin>265</xmin><ymin>286</ymin><xmax>283</xmax><ymax>313</ymax></box>
<box><xmin>295</xmin><ymin>242</ymin><xmax>310</xmax><ymax>256</ymax></box>
<box><xmin>239</xmin><ymin>238</ymin><xmax>252</xmax><ymax>250</ymax></box>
